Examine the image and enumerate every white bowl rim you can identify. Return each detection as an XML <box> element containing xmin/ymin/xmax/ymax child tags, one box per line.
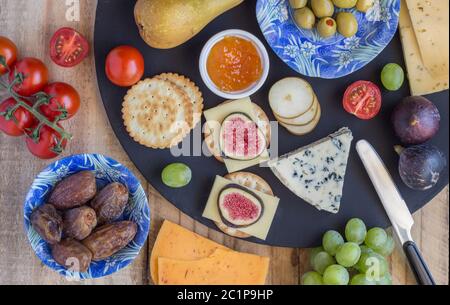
<box><xmin>199</xmin><ymin>29</ymin><xmax>270</xmax><ymax>100</ymax></box>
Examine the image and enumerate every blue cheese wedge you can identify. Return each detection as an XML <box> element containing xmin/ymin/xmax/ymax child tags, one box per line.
<box><xmin>268</xmin><ymin>128</ymin><xmax>353</xmax><ymax>214</ymax></box>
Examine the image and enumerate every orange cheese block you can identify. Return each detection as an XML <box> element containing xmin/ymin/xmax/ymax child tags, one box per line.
<box><xmin>158</xmin><ymin>248</ymin><xmax>270</xmax><ymax>285</ymax></box>
<box><xmin>150</xmin><ymin>220</ymin><xmax>229</xmax><ymax>284</ymax></box>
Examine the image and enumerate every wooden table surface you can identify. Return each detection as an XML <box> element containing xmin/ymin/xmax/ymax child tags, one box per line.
<box><xmin>0</xmin><ymin>0</ymin><xmax>448</xmax><ymax>285</ymax></box>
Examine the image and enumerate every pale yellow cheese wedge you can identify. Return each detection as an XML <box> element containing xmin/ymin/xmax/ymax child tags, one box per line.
<box><xmin>399</xmin><ymin>0</ymin><xmax>449</xmax><ymax>95</ymax></box>
<box><xmin>158</xmin><ymin>248</ymin><xmax>270</xmax><ymax>285</ymax></box>
<box><xmin>405</xmin><ymin>0</ymin><xmax>449</xmax><ymax>78</ymax></box>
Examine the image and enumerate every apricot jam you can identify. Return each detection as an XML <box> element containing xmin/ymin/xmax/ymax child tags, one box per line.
<box><xmin>207</xmin><ymin>36</ymin><xmax>263</xmax><ymax>93</ymax></box>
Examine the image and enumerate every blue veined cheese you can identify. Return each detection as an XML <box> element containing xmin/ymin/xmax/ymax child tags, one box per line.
<box><xmin>268</xmin><ymin>128</ymin><xmax>353</xmax><ymax>213</ymax></box>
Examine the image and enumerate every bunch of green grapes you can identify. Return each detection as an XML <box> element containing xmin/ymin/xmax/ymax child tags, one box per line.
<box><xmin>301</xmin><ymin>218</ymin><xmax>395</xmax><ymax>285</ymax></box>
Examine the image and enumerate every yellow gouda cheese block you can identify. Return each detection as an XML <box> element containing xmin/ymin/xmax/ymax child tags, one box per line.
<box><xmin>405</xmin><ymin>0</ymin><xmax>449</xmax><ymax>78</ymax></box>
<box><xmin>150</xmin><ymin>220</ymin><xmax>228</xmax><ymax>284</ymax></box>
<box><xmin>399</xmin><ymin>0</ymin><xmax>449</xmax><ymax>95</ymax></box>
<box><xmin>158</xmin><ymin>248</ymin><xmax>270</xmax><ymax>285</ymax></box>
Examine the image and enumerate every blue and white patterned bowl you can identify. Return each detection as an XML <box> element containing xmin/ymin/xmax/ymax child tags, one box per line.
<box><xmin>24</xmin><ymin>154</ymin><xmax>150</xmax><ymax>280</ymax></box>
<box><xmin>256</xmin><ymin>0</ymin><xmax>400</xmax><ymax>78</ymax></box>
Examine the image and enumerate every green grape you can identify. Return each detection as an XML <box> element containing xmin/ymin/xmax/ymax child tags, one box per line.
<box><xmin>359</xmin><ymin>245</ymin><xmax>374</xmax><ymax>255</ymax></box>
<box><xmin>375</xmin><ymin>235</ymin><xmax>395</xmax><ymax>257</ymax></box>
<box><xmin>322</xmin><ymin>230</ymin><xmax>344</xmax><ymax>256</ymax></box>
<box><xmin>381</xmin><ymin>63</ymin><xmax>404</xmax><ymax>91</ymax></box>
<box><xmin>345</xmin><ymin>218</ymin><xmax>367</xmax><ymax>244</ymax></box>
<box><xmin>312</xmin><ymin>251</ymin><xmax>336</xmax><ymax>274</ymax></box>
<box><xmin>309</xmin><ymin>246</ymin><xmax>324</xmax><ymax>268</ymax></box>
<box><xmin>301</xmin><ymin>271</ymin><xmax>323</xmax><ymax>285</ymax></box>
<box><xmin>335</xmin><ymin>242</ymin><xmax>361</xmax><ymax>267</ymax></box>
<box><xmin>161</xmin><ymin>163</ymin><xmax>192</xmax><ymax>188</ymax></box>
<box><xmin>365</xmin><ymin>227</ymin><xmax>387</xmax><ymax>250</ymax></box>
<box><xmin>356</xmin><ymin>251</ymin><xmax>388</xmax><ymax>278</ymax></box>
<box><xmin>376</xmin><ymin>272</ymin><xmax>393</xmax><ymax>285</ymax></box>
<box><xmin>350</xmin><ymin>273</ymin><xmax>376</xmax><ymax>285</ymax></box>
<box><xmin>323</xmin><ymin>264</ymin><xmax>349</xmax><ymax>285</ymax></box>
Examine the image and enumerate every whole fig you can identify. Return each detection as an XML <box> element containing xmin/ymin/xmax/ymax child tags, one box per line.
<box><xmin>30</xmin><ymin>204</ymin><xmax>62</xmax><ymax>244</ymax></box>
<box><xmin>63</xmin><ymin>206</ymin><xmax>97</xmax><ymax>240</ymax></box>
<box><xmin>90</xmin><ymin>183</ymin><xmax>129</xmax><ymax>224</ymax></box>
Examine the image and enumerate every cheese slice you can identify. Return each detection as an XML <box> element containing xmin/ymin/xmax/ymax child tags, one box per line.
<box><xmin>405</xmin><ymin>0</ymin><xmax>449</xmax><ymax>78</ymax></box>
<box><xmin>268</xmin><ymin>128</ymin><xmax>353</xmax><ymax>214</ymax></box>
<box><xmin>150</xmin><ymin>220</ymin><xmax>228</xmax><ymax>284</ymax></box>
<box><xmin>203</xmin><ymin>176</ymin><xmax>280</xmax><ymax>240</ymax></box>
<box><xmin>158</xmin><ymin>248</ymin><xmax>270</xmax><ymax>285</ymax></box>
<box><xmin>399</xmin><ymin>0</ymin><xmax>449</xmax><ymax>95</ymax></box>
<box><xmin>203</xmin><ymin>98</ymin><xmax>269</xmax><ymax>173</ymax></box>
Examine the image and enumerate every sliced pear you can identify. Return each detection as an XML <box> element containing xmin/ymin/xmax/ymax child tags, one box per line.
<box><xmin>276</xmin><ymin>94</ymin><xmax>320</xmax><ymax>126</ymax></box>
<box><xmin>269</xmin><ymin>77</ymin><xmax>314</xmax><ymax>119</ymax></box>
<box><xmin>280</xmin><ymin>104</ymin><xmax>321</xmax><ymax>135</ymax></box>
<box><xmin>219</xmin><ymin>113</ymin><xmax>266</xmax><ymax>161</ymax></box>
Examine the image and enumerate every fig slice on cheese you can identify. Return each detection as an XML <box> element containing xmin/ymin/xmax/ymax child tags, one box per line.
<box><xmin>219</xmin><ymin>113</ymin><xmax>266</xmax><ymax>161</ymax></box>
<box><xmin>217</xmin><ymin>184</ymin><xmax>264</xmax><ymax>228</ymax></box>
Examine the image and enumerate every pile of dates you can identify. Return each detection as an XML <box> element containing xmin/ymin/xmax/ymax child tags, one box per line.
<box><xmin>30</xmin><ymin>171</ymin><xmax>137</xmax><ymax>273</ymax></box>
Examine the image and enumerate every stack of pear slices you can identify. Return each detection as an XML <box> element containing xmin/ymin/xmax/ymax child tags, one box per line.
<box><xmin>269</xmin><ymin>77</ymin><xmax>322</xmax><ymax>135</ymax></box>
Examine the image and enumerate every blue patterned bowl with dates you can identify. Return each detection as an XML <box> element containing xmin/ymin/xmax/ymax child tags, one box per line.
<box><xmin>256</xmin><ymin>0</ymin><xmax>400</xmax><ymax>78</ymax></box>
<box><xmin>23</xmin><ymin>154</ymin><xmax>150</xmax><ymax>280</ymax></box>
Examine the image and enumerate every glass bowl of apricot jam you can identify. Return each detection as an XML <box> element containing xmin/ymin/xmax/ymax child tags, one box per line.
<box><xmin>200</xmin><ymin>29</ymin><xmax>270</xmax><ymax>99</ymax></box>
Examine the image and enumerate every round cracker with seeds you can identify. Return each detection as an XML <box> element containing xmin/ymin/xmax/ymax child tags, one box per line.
<box><xmin>156</xmin><ymin>73</ymin><xmax>204</xmax><ymax>128</ymax></box>
<box><xmin>122</xmin><ymin>78</ymin><xmax>193</xmax><ymax>149</ymax></box>
<box><xmin>215</xmin><ymin>172</ymin><xmax>274</xmax><ymax>239</ymax></box>
<box><xmin>204</xmin><ymin>101</ymin><xmax>271</xmax><ymax>163</ymax></box>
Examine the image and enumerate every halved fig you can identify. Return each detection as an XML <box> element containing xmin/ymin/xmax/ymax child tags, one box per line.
<box><xmin>217</xmin><ymin>184</ymin><xmax>264</xmax><ymax>228</ymax></box>
<box><xmin>219</xmin><ymin>113</ymin><xmax>266</xmax><ymax>161</ymax></box>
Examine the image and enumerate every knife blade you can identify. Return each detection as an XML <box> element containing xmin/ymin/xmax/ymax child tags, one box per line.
<box><xmin>356</xmin><ymin>140</ymin><xmax>435</xmax><ymax>285</ymax></box>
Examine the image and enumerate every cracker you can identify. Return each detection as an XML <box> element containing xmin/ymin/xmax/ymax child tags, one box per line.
<box><xmin>156</xmin><ymin>73</ymin><xmax>204</xmax><ymax>128</ymax></box>
<box><xmin>122</xmin><ymin>78</ymin><xmax>193</xmax><ymax>149</ymax></box>
<box><xmin>215</xmin><ymin>172</ymin><xmax>274</xmax><ymax>239</ymax></box>
<box><xmin>204</xmin><ymin>101</ymin><xmax>271</xmax><ymax>163</ymax></box>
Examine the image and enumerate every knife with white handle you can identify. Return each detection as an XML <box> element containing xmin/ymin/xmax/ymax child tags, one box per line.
<box><xmin>356</xmin><ymin>140</ymin><xmax>435</xmax><ymax>285</ymax></box>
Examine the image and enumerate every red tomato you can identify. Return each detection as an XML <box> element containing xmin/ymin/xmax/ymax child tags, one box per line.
<box><xmin>343</xmin><ymin>81</ymin><xmax>382</xmax><ymax>120</ymax></box>
<box><xmin>105</xmin><ymin>46</ymin><xmax>144</xmax><ymax>87</ymax></box>
<box><xmin>26</xmin><ymin>124</ymin><xmax>67</xmax><ymax>159</ymax></box>
<box><xmin>9</xmin><ymin>58</ymin><xmax>49</xmax><ymax>97</ymax></box>
<box><xmin>40</xmin><ymin>82</ymin><xmax>81</xmax><ymax>121</ymax></box>
<box><xmin>0</xmin><ymin>98</ymin><xmax>35</xmax><ymax>137</ymax></box>
<box><xmin>0</xmin><ymin>36</ymin><xmax>18</xmax><ymax>75</ymax></box>
<box><xmin>50</xmin><ymin>27</ymin><xmax>89</xmax><ymax>67</ymax></box>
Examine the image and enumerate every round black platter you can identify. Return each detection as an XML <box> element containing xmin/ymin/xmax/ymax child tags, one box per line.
<box><xmin>94</xmin><ymin>0</ymin><xmax>449</xmax><ymax>247</ymax></box>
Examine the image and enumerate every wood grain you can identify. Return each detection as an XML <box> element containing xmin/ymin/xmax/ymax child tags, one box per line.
<box><xmin>0</xmin><ymin>0</ymin><xmax>448</xmax><ymax>285</ymax></box>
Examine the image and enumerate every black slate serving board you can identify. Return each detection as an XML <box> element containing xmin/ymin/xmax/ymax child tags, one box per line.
<box><xmin>94</xmin><ymin>0</ymin><xmax>449</xmax><ymax>247</ymax></box>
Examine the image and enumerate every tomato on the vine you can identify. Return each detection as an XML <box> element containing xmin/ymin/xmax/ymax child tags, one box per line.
<box><xmin>9</xmin><ymin>58</ymin><xmax>49</xmax><ymax>97</ymax></box>
<box><xmin>40</xmin><ymin>82</ymin><xmax>80</xmax><ymax>121</ymax></box>
<box><xmin>0</xmin><ymin>36</ymin><xmax>18</xmax><ymax>75</ymax></box>
<box><xmin>343</xmin><ymin>81</ymin><xmax>382</xmax><ymax>120</ymax></box>
<box><xmin>105</xmin><ymin>45</ymin><xmax>144</xmax><ymax>87</ymax></box>
<box><xmin>0</xmin><ymin>98</ymin><xmax>35</xmax><ymax>137</ymax></box>
<box><xmin>26</xmin><ymin>124</ymin><xmax>67</xmax><ymax>159</ymax></box>
<box><xmin>50</xmin><ymin>27</ymin><xmax>89</xmax><ymax>68</ymax></box>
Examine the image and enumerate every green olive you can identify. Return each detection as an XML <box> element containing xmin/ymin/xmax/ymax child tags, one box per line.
<box><xmin>336</xmin><ymin>12</ymin><xmax>358</xmax><ymax>37</ymax></box>
<box><xmin>294</xmin><ymin>7</ymin><xmax>316</xmax><ymax>30</ymax></box>
<box><xmin>332</xmin><ymin>0</ymin><xmax>358</xmax><ymax>8</ymax></box>
<box><xmin>311</xmin><ymin>0</ymin><xmax>334</xmax><ymax>18</ymax></box>
<box><xmin>290</xmin><ymin>0</ymin><xmax>308</xmax><ymax>9</ymax></box>
<box><xmin>317</xmin><ymin>17</ymin><xmax>337</xmax><ymax>38</ymax></box>
<box><xmin>356</xmin><ymin>0</ymin><xmax>375</xmax><ymax>12</ymax></box>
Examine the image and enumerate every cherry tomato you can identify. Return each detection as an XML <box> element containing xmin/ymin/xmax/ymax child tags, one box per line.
<box><xmin>105</xmin><ymin>46</ymin><xmax>144</xmax><ymax>87</ymax></box>
<box><xmin>0</xmin><ymin>98</ymin><xmax>35</xmax><ymax>137</ymax></box>
<box><xmin>0</xmin><ymin>36</ymin><xmax>18</xmax><ymax>75</ymax></box>
<box><xmin>40</xmin><ymin>82</ymin><xmax>80</xmax><ymax>121</ymax></box>
<box><xmin>9</xmin><ymin>58</ymin><xmax>49</xmax><ymax>97</ymax></box>
<box><xmin>343</xmin><ymin>81</ymin><xmax>382</xmax><ymax>120</ymax></box>
<box><xmin>50</xmin><ymin>27</ymin><xmax>89</xmax><ymax>67</ymax></box>
<box><xmin>26</xmin><ymin>124</ymin><xmax>67</xmax><ymax>159</ymax></box>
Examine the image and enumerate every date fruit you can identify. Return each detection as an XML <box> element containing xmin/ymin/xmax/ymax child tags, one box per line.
<box><xmin>82</xmin><ymin>221</ymin><xmax>137</xmax><ymax>260</ymax></box>
<box><xmin>30</xmin><ymin>204</ymin><xmax>63</xmax><ymax>244</ymax></box>
<box><xmin>63</xmin><ymin>206</ymin><xmax>98</xmax><ymax>240</ymax></box>
<box><xmin>51</xmin><ymin>239</ymin><xmax>93</xmax><ymax>273</ymax></box>
<box><xmin>48</xmin><ymin>171</ymin><xmax>97</xmax><ymax>210</ymax></box>
<box><xmin>91</xmin><ymin>183</ymin><xmax>129</xmax><ymax>224</ymax></box>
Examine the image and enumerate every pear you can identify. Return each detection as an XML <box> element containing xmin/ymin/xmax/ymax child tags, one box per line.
<box><xmin>135</xmin><ymin>0</ymin><xmax>244</xmax><ymax>49</ymax></box>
